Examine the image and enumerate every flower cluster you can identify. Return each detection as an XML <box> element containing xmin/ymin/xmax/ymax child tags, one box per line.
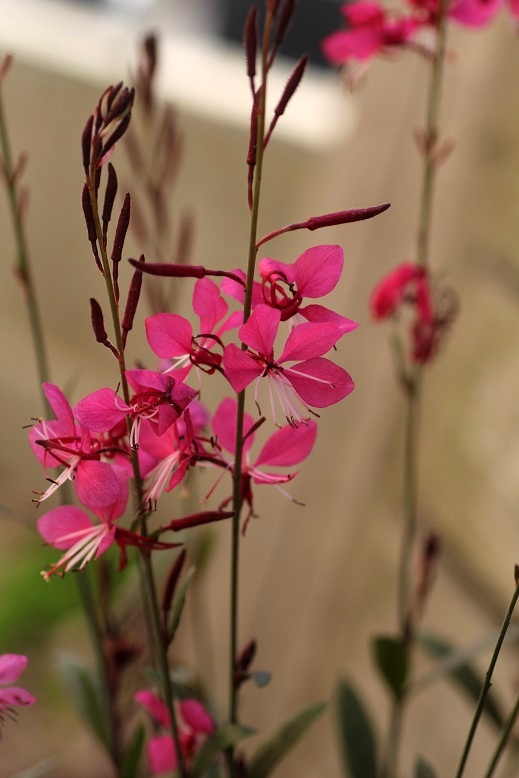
<box><xmin>29</xmin><ymin>248</ymin><xmax>358</xmax><ymax>577</ymax></box>
<box><xmin>323</xmin><ymin>0</ymin><xmax>518</xmax><ymax>70</ymax></box>
<box><xmin>370</xmin><ymin>262</ymin><xmax>457</xmax><ymax>364</ymax></box>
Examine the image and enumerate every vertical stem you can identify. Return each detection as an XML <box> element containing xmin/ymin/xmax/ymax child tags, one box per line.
<box><xmin>382</xmin><ymin>6</ymin><xmax>450</xmax><ymax>778</ymax></box>
<box><xmin>482</xmin><ymin>692</ymin><xmax>519</xmax><ymax>778</ymax></box>
<box><xmin>228</xmin><ymin>9</ymin><xmax>272</xmax><ymax>775</ymax></box>
<box><xmin>455</xmin><ymin>576</ymin><xmax>519</xmax><ymax>778</ymax></box>
<box><xmin>87</xmin><ymin>174</ymin><xmax>188</xmax><ymax>778</ymax></box>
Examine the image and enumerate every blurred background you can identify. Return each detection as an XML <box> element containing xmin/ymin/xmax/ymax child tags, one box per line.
<box><xmin>1</xmin><ymin>0</ymin><xmax>519</xmax><ymax>775</ymax></box>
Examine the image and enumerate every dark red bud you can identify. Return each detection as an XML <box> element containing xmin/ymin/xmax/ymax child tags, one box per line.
<box><xmin>238</xmin><ymin>639</ymin><xmax>257</xmax><ymax>672</ymax></box>
<box><xmin>122</xmin><ymin>258</ymin><xmax>144</xmax><ymax>347</ymax></box>
<box><xmin>81</xmin><ymin>114</ymin><xmax>94</xmax><ymax>176</ymax></box>
<box><xmin>0</xmin><ymin>54</ymin><xmax>12</xmax><ymax>84</ymax></box>
<box><xmin>129</xmin><ymin>258</ymin><xmax>247</xmax><ymax>287</ymax></box>
<box><xmin>275</xmin><ymin>55</ymin><xmax>307</xmax><ymax>118</ymax></box>
<box><xmin>90</xmin><ymin>298</ymin><xmax>108</xmax><ymax>343</ymax></box>
<box><xmin>102</xmin><ymin>114</ymin><xmax>131</xmax><ymax>162</ymax></box>
<box><xmin>305</xmin><ymin>203</ymin><xmax>391</xmax><ymax>230</ymax></box>
<box><xmin>515</xmin><ymin>564</ymin><xmax>519</xmax><ymax>587</ymax></box>
<box><xmin>272</xmin><ymin>0</ymin><xmax>296</xmax><ymax>51</ymax></box>
<box><xmin>163</xmin><ymin>511</ymin><xmax>234</xmax><ymax>532</ymax></box>
<box><xmin>244</xmin><ymin>6</ymin><xmax>258</xmax><ymax>82</ymax></box>
<box><xmin>102</xmin><ymin>163</ymin><xmax>118</xmax><ymax>238</ymax></box>
<box><xmin>112</xmin><ymin>193</ymin><xmax>131</xmax><ymax>264</ymax></box>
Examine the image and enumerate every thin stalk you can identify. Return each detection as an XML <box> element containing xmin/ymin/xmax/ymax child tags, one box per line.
<box><xmin>454</xmin><ymin>576</ymin><xmax>519</xmax><ymax>778</ymax></box>
<box><xmin>227</xmin><ymin>9</ymin><xmax>273</xmax><ymax>775</ymax></box>
<box><xmin>87</xmin><ymin>173</ymin><xmax>188</xmax><ymax>778</ymax></box>
<box><xmin>0</xmin><ymin>84</ymin><xmax>50</xmax><ymax>415</ymax></box>
<box><xmin>482</xmin><ymin>692</ymin><xmax>519</xmax><ymax>778</ymax></box>
<box><xmin>0</xmin><ymin>78</ymin><xmax>124</xmax><ymax>772</ymax></box>
<box><xmin>416</xmin><ymin>0</ymin><xmax>450</xmax><ymax>269</ymax></box>
<box><xmin>382</xmin><ymin>5</ymin><xmax>450</xmax><ymax>776</ymax></box>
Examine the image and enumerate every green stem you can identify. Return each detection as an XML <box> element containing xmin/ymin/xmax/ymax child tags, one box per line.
<box><xmin>416</xmin><ymin>0</ymin><xmax>450</xmax><ymax>270</ymax></box>
<box><xmin>227</xmin><ymin>11</ymin><xmax>272</xmax><ymax>777</ymax></box>
<box><xmin>482</xmin><ymin>693</ymin><xmax>519</xmax><ymax>778</ymax></box>
<box><xmin>455</xmin><ymin>577</ymin><xmax>519</xmax><ymax>778</ymax></box>
<box><xmin>88</xmin><ymin>172</ymin><xmax>188</xmax><ymax>778</ymax></box>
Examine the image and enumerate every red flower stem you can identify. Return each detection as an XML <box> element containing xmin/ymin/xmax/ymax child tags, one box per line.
<box><xmin>382</xmin><ymin>4</ymin><xmax>450</xmax><ymax>778</ymax></box>
<box><xmin>0</xmin><ymin>74</ymin><xmax>124</xmax><ymax>771</ymax></box>
<box><xmin>0</xmin><ymin>79</ymin><xmax>50</xmax><ymax>415</ymax></box>
<box><xmin>87</xmin><ymin>171</ymin><xmax>188</xmax><ymax>778</ymax></box>
<box><xmin>228</xmin><ymin>8</ymin><xmax>273</xmax><ymax>776</ymax></box>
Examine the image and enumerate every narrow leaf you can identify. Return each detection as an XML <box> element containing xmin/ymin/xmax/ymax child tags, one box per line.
<box><xmin>169</xmin><ymin>566</ymin><xmax>196</xmax><ymax>642</ymax></box>
<box><xmin>57</xmin><ymin>658</ymin><xmax>110</xmax><ymax>754</ymax></box>
<box><xmin>121</xmin><ymin>724</ymin><xmax>146</xmax><ymax>778</ymax></box>
<box><xmin>414</xmin><ymin>756</ymin><xmax>438</xmax><ymax>778</ymax></box>
<box><xmin>372</xmin><ymin>636</ymin><xmax>409</xmax><ymax>700</ymax></box>
<box><xmin>248</xmin><ymin>702</ymin><xmax>326</xmax><ymax>778</ymax></box>
<box><xmin>336</xmin><ymin>681</ymin><xmax>377</xmax><ymax>778</ymax></box>
<box><xmin>191</xmin><ymin>724</ymin><xmax>254</xmax><ymax>776</ymax></box>
<box><xmin>418</xmin><ymin>633</ymin><xmax>505</xmax><ymax>730</ymax></box>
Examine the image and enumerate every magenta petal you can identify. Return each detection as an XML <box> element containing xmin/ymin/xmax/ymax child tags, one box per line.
<box><xmin>148</xmin><ymin>734</ymin><xmax>177</xmax><ymax>774</ymax></box>
<box><xmin>322</xmin><ymin>27</ymin><xmax>382</xmax><ymax>63</ymax></box>
<box><xmin>279</xmin><ymin>321</ymin><xmax>351</xmax><ymax>363</ymax></box>
<box><xmin>238</xmin><ymin>305</ymin><xmax>280</xmax><ymax>358</ymax></box>
<box><xmin>193</xmin><ymin>277</ymin><xmax>228</xmax><ymax>334</ymax></box>
<box><xmin>449</xmin><ymin>0</ymin><xmax>501</xmax><ymax>25</ymax></box>
<box><xmin>145</xmin><ymin>314</ymin><xmax>193</xmax><ymax>358</ymax></box>
<box><xmin>76</xmin><ymin>461</ymin><xmax>120</xmax><ymax>508</ymax></box>
<box><xmin>286</xmin><ymin>358</ymin><xmax>355</xmax><ymax>407</ymax></box>
<box><xmin>223</xmin><ymin>344</ymin><xmax>263</xmax><ymax>393</ymax></box>
<box><xmin>0</xmin><ymin>687</ymin><xmax>36</xmax><ymax>707</ymax></box>
<box><xmin>258</xmin><ymin>257</ymin><xmax>296</xmax><ymax>284</ymax></box>
<box><xmin>255</xmin><ymin>420</ymin><xmax>317</xmax><ymax>468</ymax></box>
<box><xmin>75</xmin><ymin>388</ymin><xmax>129</xmax><ymax>433</ymax></box>
<box><xmin>212</xmin><ymin>397</ymin><xmax>255</xmax><ymax>454</ymax></box>
<box><xmin>180</xmin><ymin>699</ymin><xmax>215</xmax><ymax>734</ymax></box>
<box><xmin>134</xmin><ymin>689</ymin><xmax>170</xmax><ymax>728</ymax></box>
<box><xmin>38</xmin><ymin>505</ymin><xmax>93</xmax><ymax>550</ymax></box>
<box><xmin>294</xmin><ymin>245</ymin><xmax>344</xmax><ymax>297</ymax></box>
<box><xmin>300</xmin><ymin>304</ymin><xmax>358</xmax><ymax>330</ymax></box>
<box><xmin>220</xmin><ymin>269</ymin><xmax>246</xmax><ymax>303</ymax></box>
<box><xmin>42</xmin><ymin>383</ymin><xmax>75</xmax><ymax>429</ymax></box>
<box><xmin>0</xmin><ymin>655</ymin><xmax>28</xmax><ymax>685</ymax></box>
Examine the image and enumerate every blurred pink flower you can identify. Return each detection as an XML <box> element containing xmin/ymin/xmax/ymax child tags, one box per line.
<box><xmin>0</xmin><ymin>654</ymin><xmax>36</xmax><ymax>720</ymax></box>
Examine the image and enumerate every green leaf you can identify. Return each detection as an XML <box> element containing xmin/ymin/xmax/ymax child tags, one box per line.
<box><xmin>191</xmin><ymin>724</ymin><xmax>254</xmax><ymax>776</ymax></box>
<box><xmin>336</xmin><ymin>681</ymin><xmax>377</xmax><ymax>778</ymax></box>
<box><xmin>121</xmin><ymin>724</ymin><xmax>146</xmax><ymax>778</ymax></box>
<box><xmin>57</xmin><ymin>657</ymin><xmax>111</xmax><ymax>754</ymax></box>
<box><xmin>418</xmin><ymin>633</ymin><xmax>504</xmax><ymax>730</ymax></box>
<box><xmin>248</xmin><ymin>702</ymin><xmax>326</xmax><ymax>778</ymax></box>
<box><xmin>414</xmin><ymin>756</ymin><xmax>438</xmax><ymax>778</ymax></box>
<box><xmin>250</xmin><ymin>670</ymin><xmax>272</xmax><ymax>688</ymax></box>
<box><xmin>372</xmin><ymin>636</ymin><xmax>409</xmax><ymax>700</ymax></box>
<box><xmin>169</xmin><ymin>566</ymin><xmax>196</xmax><ymax>642</ymax></box>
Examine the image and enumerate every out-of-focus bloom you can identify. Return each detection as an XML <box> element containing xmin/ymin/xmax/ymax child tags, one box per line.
<box><xmin>0</xmin><ymin>654</ymin><xmax>36</xmax><ymax>722</ymax></box>
<box><xmin>322</xmin><ymin>2</ymin><xmax>418</xmax><ymax>65</ymax></box>
<box><xmin>135</xmin><ymin>689</ymin><xmax>214</xmax><ymax>775</ymax></box>
<box><xmin>370</xmin><ymin>262</ymin><xmax>456</xmax><ymax>364</ymax></box>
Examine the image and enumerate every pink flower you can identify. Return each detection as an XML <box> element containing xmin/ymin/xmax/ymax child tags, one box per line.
<box><xmin>30</xmin><ymin>384</ymin><xmax>122</xmax><ymax>509</ymax></box>
<box><xmin>0</xmin><ymin>655</ymin><xmax>36</xmax><ymax>722</ymax></box>
<box><xmin>448</xmin><ymin>0</ymin><xmax>502</xmax><ymax>25</ymax></box>
<box><xmin>223</xmin><ymin>305</ymin><xmax>354</xmax><ymax>425</ymax></box>
<box><xmin>74</xmin><ymin>370</ymin><xmax>197</xmax><ymax>448</ymax></box>
<box><xmin>211</xmin><ymin>397</ymin><xmax>317</xmax><ymax>529</ymax></box>
<box><xmin>135</xmin><ymin>689</ymin><xmax>214</xmax><ymax>775</ymax></box>
<box><xmin>322</xmin><ymin>2</ymin><xmax>418</xmax><ymax>65</ymax></box>
<box><xmin>370</xmin><ymin>262</ymin><xmax>456</xmax><ymax>364</ymax></box>
<box><xmin>145</xmin><ymin>278</ymin><xmax>241</xmax><ymax>383</ymax></box>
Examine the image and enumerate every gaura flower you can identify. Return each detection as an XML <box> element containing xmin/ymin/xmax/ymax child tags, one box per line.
<box><xmin>0</xmin><ymin>654</ymin><xmax>36</xmax><ymax>725</ymax></box>
<box><xmin>223</xmin><ymin>304</ymin><xmax>354</xmax><ymax>425</ymax></box>
<box><xmin>135</xmin><ymin>689</ymin><xmax>214</xmax><ymax>775</ymax></box>
<box><xmin>210</xmin><ymin>397</ymin><xmax>317</xmax><ymax>529</ymax></box>
<box><xmin>145</xmin><ymin>277</ymin><xmax>241</xmax><ymax>383</ymax></box>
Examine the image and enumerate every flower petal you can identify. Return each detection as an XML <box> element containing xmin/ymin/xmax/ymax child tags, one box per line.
<box><xmin>293</xmin><ymin>245</ymin><xmax>344</xmax><ymax>297</ymax></box>
<box><xmin>192</xmin><ymin>277</ymin><xmax>228</xmax><ymax>334</ymax></box>
<box><xmin>0</xmin><ymin>686</ymin><xmax>36</xmax><ymax>707</ymax></box>
<box><xmin>238</xmin><ymin>305</ymin><xmax>280</xmax><ymax>359</ymax></box>
<box><xmin>180</xmin><ymin>699</ymin><xmax>214</xmax><ymax>734</ymax></box>
<box><xmin>255</xmin><ymin>420</ymin><xmax>317</xmax><ymax>468</ymax></box>
<box><xmin>0</xmin><ymin>655</ymin><xmax>28</xmax><ymax>685</ymax></box>
<box><xmin>279</xmin><ymin>321</ymin><xmax>351</xmax><ymax>363</ymax></box>
<box><xmin>38</xmin><ymin>505</ymin><xmax>94</xmax><ymax>550</ymax></box>
<box><xmin>74</xmin><ymin>388</ymin><xmax>130</xmax><ymax>433</ymax></box>
<box><xmin>223</xmin><ymin>344</ymin><xmax>263</xmax><ymax>393</ymax></box>
<box><xmin>285</xmin><ymin>358</ymin><xmax>355</xmax><ymax>407</ymax></box>
<box><xmin>145</xmin><ymin>314</ymin><xmax>193</xmax><ymax>358</ymax></box>
<box><xmin>212</xmin><ymin>397</ymin><xmax>255</xmax><ymax>454</ymax></box>
<box><xmin>76</xmin><ymin>460</ymin><xmax>120</xmax><ymax>508</ymax></box>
